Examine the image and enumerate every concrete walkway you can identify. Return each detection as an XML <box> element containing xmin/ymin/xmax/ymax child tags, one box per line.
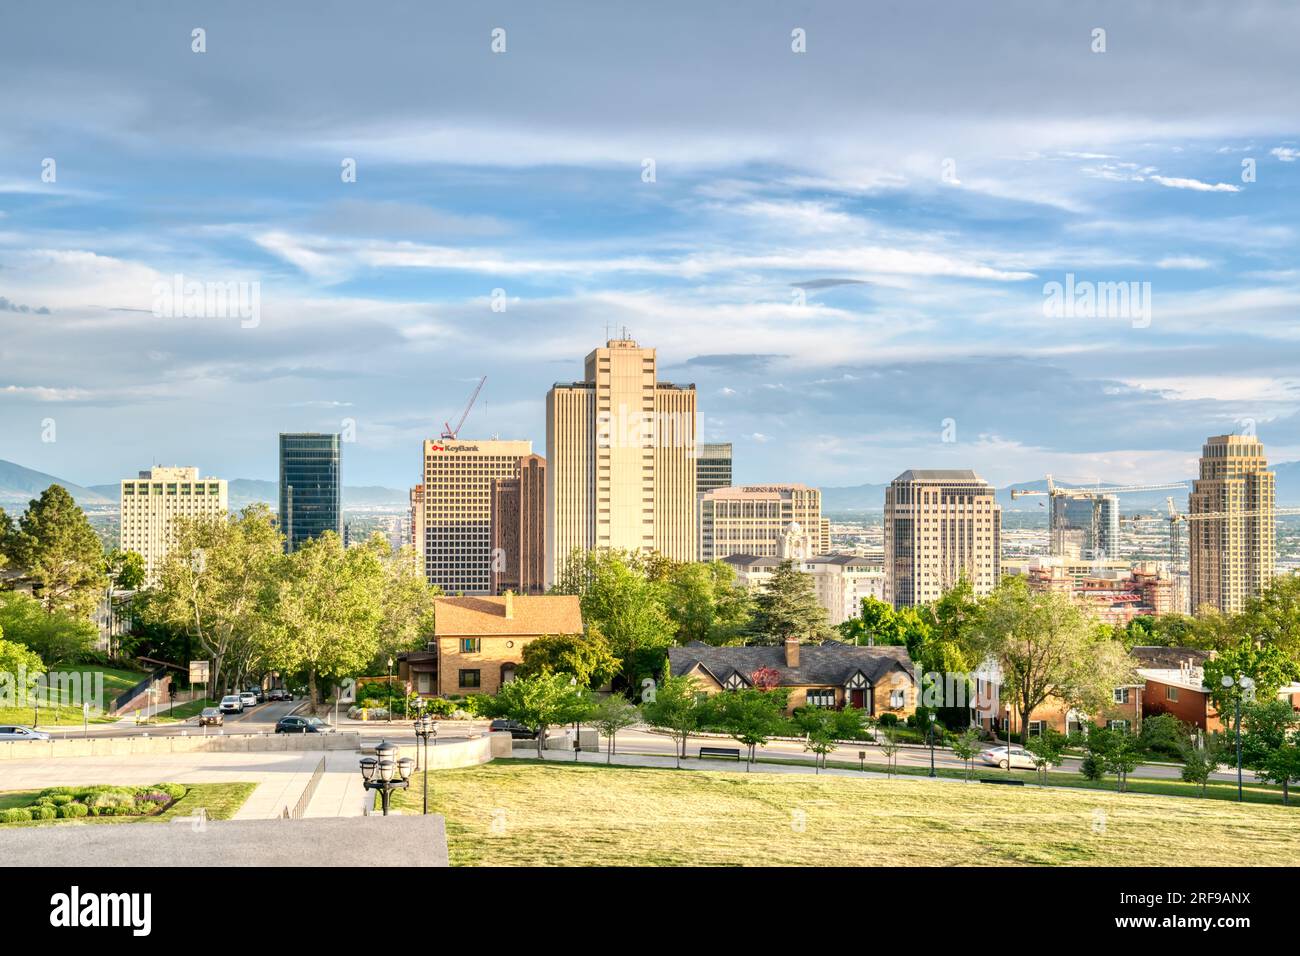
<box><xmin>505</xmin><ymin>747</ymin><xmax>918</xmax><ymax>781</ymax></box>
<box><xmin>303</xmin><ymin>750</ymin><xmax>369</xmax><ymax>818</ymax></box>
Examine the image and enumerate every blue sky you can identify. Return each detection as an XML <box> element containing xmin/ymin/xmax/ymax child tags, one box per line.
<box><xmin>2</xmin><ymin>0</ymin><xmax>1299</xmax><ymax>489</ymax></box>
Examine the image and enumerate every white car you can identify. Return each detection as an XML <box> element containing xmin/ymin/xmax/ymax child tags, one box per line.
<box><xmin>0</xmin><ymin>725</ymin><xmax>52</xmax><ymax>741</ymax></box>
<box><xmin>239</xmin><ymin>692</ymin><xmax>258</xmax><ymax>709</ymax></box>
<box><xmin>979</xmin><ymin>746</ymin><xmax>1039</xmax><ymax>770</ymax></box>
<box><xmin>219</xmin><ymin>694</ymin><xmax>244</xmax><ymax>714</ymax></box>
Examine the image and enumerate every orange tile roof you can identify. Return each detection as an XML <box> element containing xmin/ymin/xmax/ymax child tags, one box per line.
<box><xmin>433</xmin><ymin>594</ymin><xmax>584</xmax><ymax>637</ymax></box>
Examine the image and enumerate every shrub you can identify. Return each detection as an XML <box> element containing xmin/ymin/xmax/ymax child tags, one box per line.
<box><xmin>151</xmin><ymin>783</ymin><xmax>186</xmax><ymax>800</ymax></box>
<box><xmin>39</xmin><ymin>786</ymin><xmax>76</xmax><ymax>797</ymax></box>
<box><xmin>424</xmin><ymin>697</ymin><xmax>457</xmax><ymax>717</ymax></box>
<box><xmin>56</xmin><ymin>803</ymin><xmax>89</xmax><ymax>819</ymax></box>
<box><xmin>48</xmin><ymin>794</ymin><xmax>75</xmax><ymax>806</ymax></box>
<box><xmin>877</xmin><ymin>713</ymin><xmax>899</xmax><ymax>727</ymax></box>
<box><xmin>30</xmin><ymin>805</ymin><xmax>58</xmax><ymax>821</ymax></box>
<box><xmin>1139</xmin><ymin>713</ymin><xmax>1190</xmax><ymax>759</ymax></box>
<box><xmin>1</xmin><ymin>808</ymin><xmax>33</xmax><ymax>824</ymax></box>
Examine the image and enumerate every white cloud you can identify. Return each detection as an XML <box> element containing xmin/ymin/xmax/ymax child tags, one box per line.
<box><xmin>1149</xmin><ymin>174</ymin><xmax>1241</xmax><ymax>193</ymax></box>
<box><xmin>1156</xmin><ymin>256</ymin><xmax>1213</xmax><ymax>270</ymax></box>
<box><xmin>1270</xmin><ymin>147</ymin><xmax>1300</xmax><ymax>162</ymax></box>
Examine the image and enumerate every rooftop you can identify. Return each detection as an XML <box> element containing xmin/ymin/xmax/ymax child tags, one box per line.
<box><xmin>433</xmin><ymin>594</ymin><xmax>583</xmax><ymax>637</ymax></box>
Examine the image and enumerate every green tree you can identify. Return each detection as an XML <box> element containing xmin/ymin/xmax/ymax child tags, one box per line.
<box><xmin>0</xmin><ymin>591</ymin><xmax>97</xmax><ymax>665</ymax></box>
<box><xmin>951</xmin><ymin>728</ymin><xmax>981</xmax><ymax>781</ymax></box>
<box><xmin>150</xmin><ymin>506</ymin><xmax>281</xmax><ymax>695</ymax></box>
<box><xmin>1240</xmin><ymin>699</ymin><xmax>1299</xmax><ymax>773</ymax></box>
<box><xmin>1024</xmin><ymin>728</ymin><xmax>1067</xmax><ymax>784</ymax></box>
<box><xmin>912</xmin><ymin>578</ymin><xmax>980</xmax><ymax>674</ymax></box>
<box><xmin>748</xmin><ymin>560</ymin><xmax>831</xmax><ymax>645</ymax></box>
<box><xmin>517</xmin><ymin>630</ymin><xmax>620</xmax><ymax>687</ymax></box>
<box><xmin>374</xmin><ymin>541</ymin><xmax>440</xmax><ymax>662</ymax></box>
<box><xmin>1179</xmin><ymin>734</ymin><xmax>1224</xmax><ymax>796</ymax></box>
<box><xmin>839</xmin><ymin>596</ymin><xmax>906</xmax><ymax>645</ymax></box>
<box><xmin>1138</xmin><ymin>713</ymin><xmax>1193</xmax><ymax>760</ymax></box>
<box><xmin>589</xmin><ymin>693</ymin><xmax>641</xmax><ymax>763</ymax></box>
<box><xmin>0</xmin><ymin>631</ymin><xmax>45</xmax><ymax>695</ymax></box>
<box><xmin>1257</xmin><ymin>735</ymin><xmax>1300</xmax><ymax>806</ymax></box>
<box><xmin>715</xmin><ymin>688</ymin><xmax>785</xmax><ymax>769</ymax></box>
<box><xmin>106</xmin><ymin>548</ymin><xmax>147</xmax><ymax>592</ymax></box>
<box><xmin>800</xmin><ymin>709</ymin><xmax>838</xmax><ymax>771</ymax></box>
<box><xmin>662</xmin><ymin>560</ymin><xmax>753</xmax><ymax>646</ymax></box>
<box><xmin>878</xmin><ymin>727</ymin><xmax>901</xmax><ymax>777</ymax></box>
<box><xmin>1203</xmin><ymin>641</ymin><xmax>1299</xmax><ymax>712</ymax></box>
<box><xmin>8</xmin><ymin>485</ymin><xmax>107</xmax><ymax>618</ymax></box>
<box><xmin>1236</xmin><ymin>575</ymin><xmax>1300</xmax><ymax>664</ymax></box>
<box><xmin>641</xmin><ymin>674</ymin><xmax>702</xmax><ymax>768</ymax></box>
<box><xmin>493</xmin><ymin>672</ymin><xmax>596</xmax><ymax>758</ymax></box>
<box><xmin>1085</xmin><ymin>727</ymin><xmax>1141</xmax><ymax>792</ymax></box>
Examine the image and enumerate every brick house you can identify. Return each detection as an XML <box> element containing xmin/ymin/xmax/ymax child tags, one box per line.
<box><xmin>398</xmin><ymin>592</ymin><xmax>584</xmax><ymax>698</ymax></box>
<box><xmin>667</xmin><ymin>638</ymin><xmax>917</xmax><ymax>717</ymax></box>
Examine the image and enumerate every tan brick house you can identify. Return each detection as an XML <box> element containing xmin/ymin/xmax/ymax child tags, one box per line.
<box><xmin>398</xmin><ymin>592</ymin><xmax>584</xmax><ymax>698</ymax></box>
<box><xmin>667</xmin><ymin>639</ymin><xmax>917</xmax><ymax>717</ymax></box>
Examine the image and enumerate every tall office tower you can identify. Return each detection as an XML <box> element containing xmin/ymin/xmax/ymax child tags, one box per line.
<box><xmin>545</xmin><ymin>336</ymin><xmax>697</xmax><ymax>583</ymax></box>
<box><xmin>279</xmin><ymin>433</ymin><xmax>342</xmax><ymax>553</ymax></box>
<box><xmin>696</xmin><ymin>443</ymin><xmax>733</xmax><ymax>495</ymax></box>
<box><xmin>409</xmin><ymin>485</ymin><xmax>424</xmax><ymax>561</ymax></box>
<box><xmin>489</xmin><ymin>455</ymin><xmax>547</xmax><ymax>595</ymax></box>
<box><xmin>119</xmin><ymin>467</ymin><xmax>228</xmax><ymax>585</ymax></box>
<box><xmin>1189</xmin><ymin>434</ymin><xmax>1276</xmax><ymax>614</ymax></box>
<box><xmin>420</xmin><ymin>438</ymin><xmax>532</xmax><ymax>594</ymax></box>
<box><xmin>1051</xmin><ymin>493</ymin><xmax>1119</xmax><ymax>559</ymax></box>
<box><xmin>698</xmin><ymin>484</ymin><xmax>830</xmax><ymax>561</ymax></box>
<box><xmin>883</xmin><ymin>469</ymin><xmax>1001</xmax><ymax>608</ymax></box>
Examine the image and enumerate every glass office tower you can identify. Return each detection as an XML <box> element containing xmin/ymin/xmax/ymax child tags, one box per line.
<box><xmin>279</xmin><ymin>433</ymin><xmax>342</xmax><ymax>552</ymax></box>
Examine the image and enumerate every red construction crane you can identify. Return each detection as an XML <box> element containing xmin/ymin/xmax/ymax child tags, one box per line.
<box><xmin>441</xmin><ymin>376</ymin><xmax>486</xmax><ymax>440</ymax></box>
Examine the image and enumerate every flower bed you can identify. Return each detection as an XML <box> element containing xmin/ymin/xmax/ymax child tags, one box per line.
<box><xmin>0</xmin><ymin>783</ymin><xmax>187</xmax><ymax>824</ymax></box>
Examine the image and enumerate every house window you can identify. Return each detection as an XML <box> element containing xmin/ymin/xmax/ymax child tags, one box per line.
<box><xmin>460</xmin><ymin>638</ymin><xmax>481</xmax><ymax>653</ymax></box>
<box><xmin>889</xmin><ymin>689</ymin><xmax>905</xmax><ymax>709</ymax></box>
<box><xmin>416</xmin><ymin>673</ymin><xmax>432</xmax><ymax>694</ymax></box>
<box><xmin>806</xmin><ymin>689</ymin><xmax>835</xmax><ymax>708</ymax></box>
<box><xmin>1113</xmin><ymin>688</ymin><xmax>1129</xmax><ymax>704</ymax></box>
<box><xmin>1166</xmin><ymin>686</ymin><xmax>1179</xmax><ymax>702</ymax></box>
<box><xmin>1028</xmin><ymin>720</ymin><xmax>1044</xmax><ymax>737</ymax></box>
<box><xmin>1108</xmin><ymin>719</ymin><xmax>1129</xmax><ymax>733</ymax></box>
<box><xmin>459</xmin><ymin>669</ymin><xmax>481</xmax><ymax>689</ymax></box>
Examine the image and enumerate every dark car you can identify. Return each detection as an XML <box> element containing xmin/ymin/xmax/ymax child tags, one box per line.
<box><xmin>197</xmin><ymin>707</ymin><xmax>224</xmax><ymax>727</ymax></box>
<box><xmin>489</xmin><ymin>719</ymin><xmax>537</xmax><ymax>740</ymax></box>
<box><xmin>275</xmin><ymin>715</ymin><xmax>332</xmax><ymax>734</ymax></box>
<box><xmin>267</xmin><ymin>687</ymin><xmax>292</xmax><ymax>701</ymax></box>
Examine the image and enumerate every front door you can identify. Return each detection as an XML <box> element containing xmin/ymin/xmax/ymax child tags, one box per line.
<box><xmin>850</xmin><ymin>688</ymin><xmax>866</xmax><ymax>709</ymax></box>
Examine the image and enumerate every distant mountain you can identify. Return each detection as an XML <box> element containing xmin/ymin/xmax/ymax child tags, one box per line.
<box><xmin>0</xmin><ymin>459</ymin><xmax>113</xmax><ymax>507</ymax></box>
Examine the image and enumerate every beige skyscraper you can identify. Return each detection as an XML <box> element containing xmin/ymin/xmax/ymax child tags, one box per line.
<box><xmin>120</xmin><ymin>467</ymin><xmax>228</xmax><ymax>585</ymax></box>
<box><xmin>420</xmin><ymin>439</ymin><xmax>533</xmax><ymax>595</ymax></box>
<box><xmin>1189</xmin><ymin>434</ymin><xmax>1275</xmax><ymax>615</ymax></box>
<box><xmin>698</xmin><ymin>484</ymin><xmax>831</xmax><ymax>561</ymax></box>
<box><xmin>883</xmin><ymin>469</ymin><xmax>1001</xmax><ymax>608</ymax></box>
<box><xmin>546</xmin><ymin>336</ymin><xmax>697</xmax><ymax>583</ymax></box>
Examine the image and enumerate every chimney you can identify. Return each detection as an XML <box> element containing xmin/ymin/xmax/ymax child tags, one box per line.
<box><xmin>504</xmin><ymin>590</ymin><xmax>514</xmax><ymax>620</ymax></box>
<box><xmin>784</xmin><ymin>637</ymin><xmax>800</xmax><ymax>669</ymax></box>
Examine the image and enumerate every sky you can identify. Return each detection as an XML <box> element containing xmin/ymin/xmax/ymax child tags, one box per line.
<box><xmin>2</xmin><ymin>0</ymin><xmax>1299</xmax><ymax>490</ymax></box>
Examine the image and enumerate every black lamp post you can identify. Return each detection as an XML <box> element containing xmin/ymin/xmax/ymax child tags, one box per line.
<box><xmin>386</xmin><ymin>657</ymin><xmax>395</xmax><ymax>723</ymax></box>
<box><xmin>1220</xmin><ymin>673</ymin><xmax>1255</xmax><ymax>803</ymax></box>
<box><xmin>1004</xmin><ymin>703</ymin><xmax>1013</xmax><ymax>774</ymax></box>
<box><xmin>413</xmin><ymin>717</ymin><xmax>436</xmax><ymax>815</ymax></box>
<box><xmin>928</xmin><ymin>712</ymin><xmax>937</xmax><ymax>777</ymax></box>
<box><xmin>359</xmin><ymin>739</ymin><xmax>413</xmax><ymax>815</ymax></box>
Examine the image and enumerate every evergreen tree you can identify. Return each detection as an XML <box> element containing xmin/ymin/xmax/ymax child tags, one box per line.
<box><xmin>9</xmin><ymin>485</ymin><xmax>107</xmax><ymax>618</ymax></box>
<box><xmin>748</xmin><ymin>560</ymin><xmax>831</xmax><ymax>645</ymax></box>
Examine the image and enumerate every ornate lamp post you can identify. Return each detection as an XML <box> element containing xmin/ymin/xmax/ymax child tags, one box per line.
<box><xmin>1220</xmin><ymin>673</ymin><xmax>1255</xmax><ymax>803</ymax></box>
<box><xmin>359</xmin><ymin>739</ymin><xmax>414</xmax><ymax>815</ymax></box>
<box><xmin>413</xmin><ymin>717</ymin><xmax>437</xmax><ymax>815</ymax></box>
<box><xmin>928</xmin><ymin>712</ymin><xmax>937</xmax><ymax>777</ymax></box>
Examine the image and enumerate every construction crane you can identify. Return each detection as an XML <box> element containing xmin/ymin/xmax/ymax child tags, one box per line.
<box><xmin>440</xmin><ymin>376</ymin><xmax>486</xmax><ymax>441</ymax></box>
<box><xmin>1009</xmin><ymin>474</ymin><xmax>1189</xmax><ymax>560</ymax></box>
<box><xmin>1152</xmin><ymin>496</ymin><xmax>1300</xmax><ymax>571</ymax></box>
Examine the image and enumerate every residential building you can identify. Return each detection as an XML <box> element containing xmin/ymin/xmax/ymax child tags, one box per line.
<box><xmin>119</xmin><ymin>466</ymin><xmax>229</xmax><ymax>583</ymax></box>
<box><xmin>490</xmin><ymin>454</ymin><xmax>547</xmax><ymax>595</ymax></box>
<box><xmin>545</xmin><ymin>336</ymin><xmax>697</xmax><ymax>583</ymax></box>
<box><xmin>698</xmin><ymin>484</ymin><xmax>830</xmax><ymax>561</ymax></box>
<box><xmin>806</xmin><ymin>554</ymin><xmax>886</xmax><ymax>625</ymax></box>
<box><xmin>1009</xmin><ymin>558</ymin><xmax>1174</xmax><ymax>625</ymax></box>
<box><xmin>883</xmin><ymin>469</ymin><xmax>1001</xmax><ymax>608</ymax></box>
<box><xmin>279</xmin><ymin>433</ymin><xmax>341</xmax><ymax>553</ymax></box>
<box><xmin>1189</xmin><ymin>434</ymin><xmax>1276</xmax><ymax>614</ymax></box>
<box><xmin>696</xmin><ymin>442</ymin><xmax>733</xmax><ymax>495</ymax></box>
<box><xmin>398</xmin><ymin>592</ymin><xmax>584</xmax><ymax>698</ymax></box>
<box><xmin>1051</xmin><ymin>493</ymin><xmax>1119</xmax><ymax>559</ymax></box>
<box><xmin>419</xmin><ymin>438</ymin><xmax>533</xmax><ymax>595</ymax></box>
<box><xmin>668</xmin><ymin>639</ymin><xmax>916</xmax><ymax>716</ymax></box>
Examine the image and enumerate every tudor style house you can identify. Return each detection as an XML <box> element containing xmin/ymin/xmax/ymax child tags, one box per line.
<box><xmin>667</xmin><ymin>638</ymin><xmax>917</xmax><ymax>717</ymax></box>
<box><xmin>397</xmin><ymin>592</ymin><xmax>584</xmax><ymax>698</ymax></box>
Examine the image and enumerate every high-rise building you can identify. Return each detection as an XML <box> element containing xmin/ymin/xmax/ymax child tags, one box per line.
<box><xmin>696</xmin><ymin>443</ymin><xmax>733</xmax><ymax>495</ymax></box>
<box><xmin>409</xmin><ymin>484</ymin><xmax>424</xmax><ymax>562</ymax></box>
<box><xmin>279</xmin><ymin>433</ymin><xmax>342</xmax><ymax>552</ymax></box>
<box><xmin>119</xmin><ymin>467</ymin><xmax>228</xmax><ymax>584</ymax></box>
<box><xmin>420</xmin><ymin>438</ymin><xmax>532</xmax><ymax>594</ymax></box>
<box><xmin>490</xmin><ymin>454</ymin><xmax>547</xmax><ymax>595</ymax></box>
<box><xmin>698</xmin><ymin>484</ymin><xmax>830</xmax><ymax>561</ymax></box>
<box><xmin>884</xmin><ymin>469</ymin><xmax>1001</xmax><ymax>608</ymax></box>
<box><xmin>1051</xmin><ymin>493</ymin><xmax>1119</xmax><ymax>560</ymax></box>
<box><xmin>546</xmin><ymin>336</ymin><xmax>697</xmax><ymax>583</ymax></box>
<box><xmin>1189</xmin><ymin>434</ymin><xmax>1276</xmax><ymax>614</ymax></box>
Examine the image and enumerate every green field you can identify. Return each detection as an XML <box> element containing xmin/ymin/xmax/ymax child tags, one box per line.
<box><xmin>0</xmin><ymin>782</ymin><xmax>255</xmax><ymax>825</ymax></box>
<box><xmin>389</xmin><ymin>761</ymin><xmax>1300</xmax><ymax>867</ymax></box>
<box><xmin>0</xmin><ymin>663</ymin><xmax>151</xmax><ymax>727</ymax></box>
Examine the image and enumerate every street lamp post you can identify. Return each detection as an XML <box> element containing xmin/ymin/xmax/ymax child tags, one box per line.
<box><xmin>386</xmin><ymin>657</ymin><xmax>395</xmax><ymax>724</ymax></box>
<box><xmin>928</xmin><ymin>712</ymin><xmax>937</xmax><ymax>777</ymax></box>
<box><xmin>359</xmin><ymin>739</ymin><xmax>414</xmax><ymax>816</ymax></box>
<box><xmin>1004</xmin><ymin>703</ymin><xmax>1013</xmax><ymax>773</ymax></box>
<box><xmin>413</xmin><ymin>717</ymin><xmax>436</xmax><ymax>815</ymax></box>
<box><xmin>1220</xmin><ymin>673</ymin><xmax>1255</xmax><ymax>803</ymax></box>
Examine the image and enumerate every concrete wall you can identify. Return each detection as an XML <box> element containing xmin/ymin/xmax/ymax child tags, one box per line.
<box><xmin>0</xmin><ymin>731</ymin><xmax>361</xmax><ymax>761</ymax></box>
<box><xmin>377</xmin><ymin>732</ymin><xmax>513</xmax><ymax>769</ymax></box>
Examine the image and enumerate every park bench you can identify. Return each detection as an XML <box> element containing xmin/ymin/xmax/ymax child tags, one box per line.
<box><xmin>979</xmin><ymin>778</ymin><xmax>1025</xmax><ymax>786</ymax></box>
<box><xmin>699</xmin><ymin>746</ymin><xmax>742</xmax><ymax>761</ymax></box>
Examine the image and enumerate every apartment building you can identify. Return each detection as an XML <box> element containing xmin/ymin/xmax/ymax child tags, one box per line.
<box><xmin>119</xmin><ymin>466</ymin><xmax>228</xmax><ymax>584</ymax></box>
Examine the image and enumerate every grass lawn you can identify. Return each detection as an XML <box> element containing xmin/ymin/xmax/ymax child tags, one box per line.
<box><xmin>0</xmin><ymin>663</ymin><xmax>151</xmax><ymax>727</ymax></box>
<box><xmin>0</xmin><ymin>782</ymin><xmax>256</xmax><ymax>826</ymax></box>
<box><xmin>389</xmin><ymin>760</ymin><xmax>1300</xmax><ymax>867</ymax></box>
<box><xmin>147</xmin><ymin>698</ymin><xmax>218</xmax><ymax>723</ymax></box>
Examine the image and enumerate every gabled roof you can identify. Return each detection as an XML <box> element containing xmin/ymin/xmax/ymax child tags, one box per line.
<box><xmin>669</xmin><ymin>642</ymin><xmax>915</xmax><ymax>689</ymax></box>
<box><xmin>433</xmin><ymin>595</ymin><xmax>583</xmax><ymax>637</ymax></box>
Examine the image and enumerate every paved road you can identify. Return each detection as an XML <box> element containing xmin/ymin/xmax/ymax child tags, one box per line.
<box><xmin>36</xmin><ymin>698</ymin><xmax>301</xmax><ymax>738</ymax></box>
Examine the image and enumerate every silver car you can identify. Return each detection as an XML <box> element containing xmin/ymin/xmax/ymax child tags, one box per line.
<box><xmin>979</xmin><ymin>745</ymin><xmax>1039</xmax><ymax>770</ymax></box>
<box><xmin>0</xmin><ymin>725</ymin><xmax>52</xmax><ymax>741</ymax></box>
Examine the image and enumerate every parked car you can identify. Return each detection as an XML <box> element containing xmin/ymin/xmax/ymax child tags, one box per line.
<box><xmin>219</xmin><ymin>694</ymin><xmax>244</xmax><ymax>714</ymax></box>
<box><xmin>247</xmin><ymin>687</ymin><xmax>266</xmax><ymax>704</ymax></box>
<box><xmin>0</xmin><ymin>725</ymin><xmax>52</xmax><ymax>741</ymax></box>
<box><xmin>490</xmin><ymin>719</ymin><xmax>537</xmax><ymax>740</ymax></box>
<box><xmin>275</xmin><ymin>716</ymin><xmax>332</xmax><ymax>734</ymax></box>
<box><xmin>979</xmin><ymin>745</ymin><xmax>1040</xmax><ymax>770</ymax></box>
<box><xmin>267</xmin><ymin>687</ymin><xmax>292</xmax><ymax>701</ymax></box>
<box><xmin>197</xmin><ymin>707</ymin><xmax>224</xmax><ymax>727</ymax></box>
<box><xmin>239</xmin><ymin>691</ymin><xmax>258</xmax><ymax>709</ymax></box>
